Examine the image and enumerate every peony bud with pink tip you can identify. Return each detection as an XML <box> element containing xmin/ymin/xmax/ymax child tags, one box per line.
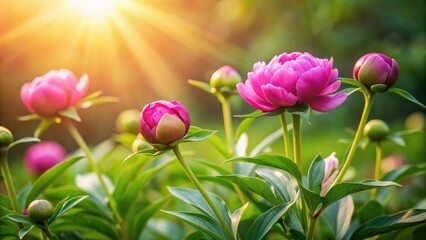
<box><xmin>24</xmin><ymin>141</ymin><xmax>66</xmax><ymax>175</ymax></box>
<box><xmin>210</xmin><ymin>65</ymin><xmax>242</xmax><ymax>96</ymax></box>
<box><xmin>353</xmin><ymin>53</ymin><xmax>398</xmax><ymax>91</ymax></box>
<box><xmin>320</xmin><ymin>152</ymin><xmax>339</xmax><ymax>197</ymax></box>
<box><xmin>21</xmin><ymin>69</ymin><xmax>89</xmax><ymax>118</ymax></box>
<box><xmin>139</xmin><ymin>100</ymin><xmax>190</xmax><ymax>146</ymax></box>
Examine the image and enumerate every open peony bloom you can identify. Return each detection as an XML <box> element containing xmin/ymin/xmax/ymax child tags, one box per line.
<box><xmin>24</xmin><ymin>141</ymin><xmax>67</xmax><ymax>176</ymax></box>
<box><xmin>353</xmin><ymin>53</ymin><xmax>398</xmax><ymax>90</ymax></box>
<box><xmin>237</xmin><ymin>52</ymin><xmax>347</xmax><ymax>112</ymax></box>
<box><xmin>320</xmin><ymin>152</ymin><xmax>339</xmax><ymax>197</ymax></box>
<box><xmin>21</xmin><ymin>69</ymin><xmax>89</xmax><ymax>118</ymax></box>
<box><xmin>139</xmin><ymin>100</ymin><xmax>190</xmax><ymax>145</ymax></box>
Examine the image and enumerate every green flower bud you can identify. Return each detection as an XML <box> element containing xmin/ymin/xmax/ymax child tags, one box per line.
<box><xmin>210</xmin><ymin>66</ymin><xmax>242</xmax><ymax>96</ymax></box>
<box><xmin>28</xmin><ymin>199</ymin><xmax>53</xmax><ymax>223</ymax></box>
<box><xmin>115</xmin><ymin>109</ymin><xmax>141</xmax><ymax>134</ymax></box>
<box><xmin>132</xmin><ymin>134</ymin><xmax>151</xmax><ymax>152</ymax></box>
<box><xmin>0</xmin><ymin>126</ymin><xmax>13</xmax><ymax>148</ymax></box>
<box><xmin>363</xmin><ymin>119</ymin><xmax>390</xmax><ymax>142</ymax></box>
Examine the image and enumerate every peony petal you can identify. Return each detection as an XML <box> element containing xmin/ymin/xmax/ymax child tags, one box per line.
<box><xmin>237</xmin><ymin>82</ymin><xmax>278</xmax><ymax>112</ymax></box>
<box><xmin>29</xmin><ymin>85</ymin><xmax>69</xmax><ymax>117</ymax></box>
<box><xmin>270</xmin><ymin>68</ymin><xmax>298</xmax><ymax>95</ymax></box>
<box><xmin>296</xmin><ymin>66</ymin><xmax>329</xmax><ymax>102</ymax></box>
<box><xmin>319</xmin><ymin>80</ymin><xmax>341</xmax><ymax>96</ymax></box>
<box><xmin>261</xmin><ymin>84</ymin><xmax>298</xmax><ymax>107</ymax></box>
<box><xmin>21</xmin><ymin>83</ymin><xmax>35</xmax><ymax>113</ymax></box>
<box><xmin>308</xmin><ymin>92</ymin><xmax>348</xmax><ymax>112</ymax></box>
<box><xmin>170</xmin><ymin>100</ymin><xmax>190</xmax><ymax>132</ymax></box>
<box><xmin>71</xmin><ymin>74</ymin><xmax>89</xmax><ymax>105</ymax></box>
<box><xmin>156</xmin><ymin>114</ymin><xmax>186</xmax><ymax>144</ymax></box>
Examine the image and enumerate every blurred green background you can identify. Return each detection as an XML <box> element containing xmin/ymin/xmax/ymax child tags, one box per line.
<box><xmin>0</xmin><ymin>0</ymin><xmax>424</xmax><ymax>181</ymax></box>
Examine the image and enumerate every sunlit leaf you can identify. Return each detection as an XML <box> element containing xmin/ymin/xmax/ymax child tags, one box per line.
<box><xmin>8</xmin><ymin>137</ymin><xmax>40</xmax><ymax>150</ymax></box>
<box><xmin>172</xmin><ymin>126</ymin><xmax>217</xmax><ymax>145</ymax></box>
<box><xmin>34</xmin><ymin>118</ymin><xmax>55</xmax><ymax>138</ymax></box>
<box><xmin>234</xmin><ymin>118</ymin><xmax>256</xmax><ymax>142</ymax></box>
<box><xmin>349</xmin><ymin>209</ymin><xmax>426</xmax><ymax>239</ymax></box>
<box><xmin>255</xmin><ymin>168</ymin><xmax>296</xmax><ymax>203</ymax></box>
<box><xmin>387</xmin><ymin>88</ymin><xmax>426</xmax><ymax>109</ymax></box>
<box><xmin>79</xmin><ymin>96</ymin><xmax>119</xmax><ymax>109</ymax></box>
<box><xmin>18</xmin><ymin>226</ymin><xmax>36</xmax><ymax>239</ymax></box>
<box><xmin>164</xmin><ymin>211</ymin><xmax>230</xmax><ymax>240</ymax></box>
<box><xmin>17</xmin><ymin>114</ymin><xmax>39</xmax><ymax>121</ymax></box>
<box><xmin>231</xmin><ymin>202</ymin><xmax>249</xmax><ymax>239</ymax></box>
<box><xmin>321</xmin><ymin>196</ymin><xmax>354</xmax><ymax>240</ymax></box>
<box><xmin>245</xmin><ymin>193</ymin><xmax>298</xmax><ymax>240</ymax></box>
<box><xmin>59</xmin><ymin>107</ymin><xmax>81</xmax><ymax>122</ymax></box>
<box><xmin>339</xmin><ymin>78</ymin><xmax>367</xmax><ymax>90</ymax></box>
<box><xmin>48</xmin><ymin>195</ymin><xmax>89</xmax><ymax>224</ymax></box>
<box><xmin>3</xmin><ymin>214</ymin><xmax>36</xmax><ymax>225</ymax></box>
<box><xmin>188</xmin><ymin>79</ymin><xmax>212</xmax><ymax>94</ymax></box>
<box><xmin>25</xmin><ymin>156</ymin><xmax>83</xmax><ymax>205</ymax></box>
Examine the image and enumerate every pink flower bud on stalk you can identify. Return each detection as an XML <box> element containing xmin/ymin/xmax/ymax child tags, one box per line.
<box><xmin>24</xmin><ymin>142</ymin><xmax>66</xmax><ymax>176</ymax></box>
<box><xmin>21</xmin><ymin>69</ymin><xmax>89</xmax><ymax>118</ymax></box>
<box><xmin>353</xmin><ymin>53</ymin><xmax>399</xmax><ymax>91</ymax></box>
<box><xmin>0</xmin><ymin>126</ymin><xmax>13</xmax><ymax>148</ymax></box>
<box><xmin>237</xmin><ymin>52</ymin><xmax>347</xmax><ymax>112</ymax></box>
<box><xmin>320</xmin><ymin>153</ymin><xmax>339</xmax><ymax>197</ymax></box>
<box><xmin>28</xmin><ymin>199</ymin><xmax>53</xmax><ymax>223</ymax></box>
<box><xmin>210</xmin><ymin>65</ymin><xmax>242</xmax><ymax>96</ymax></box>
<box><xmin>139</xmin><ymin>100</ymin><xmax>190</xmax><ymax>147</ymax></box>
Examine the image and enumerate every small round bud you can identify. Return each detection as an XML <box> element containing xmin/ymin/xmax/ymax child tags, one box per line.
<box><xmin>132</xmin><ymin>134</ymin><xmax>151</xmax><ymax>152</ymax></box>
<box><xmin>116</xmin><ymin>109</ymin><xmax>141</xmax><ymax>134</ymax></box>
<box><xmin>353</xmin><ymin>53</ymin><xmax>398</xmax><ymax>91</ymax></box>
<box><xmin>210</xmin><ymin>66</ymin><xmax>242</xmax><ymax>96</ymax></box>
<box><xmin>364</xmin><ymin>119</ymin><xmax>390</xmax><ymax>142</ymax></box>
<box><xmin>0</xmin><ymin>126</ymin><xmax>13</xmax><ymax>148</ymax></box>
<box><xmin>28</xmin><ymin>199</ymin><xmax>53</xmax><ymax>223</ymax></box>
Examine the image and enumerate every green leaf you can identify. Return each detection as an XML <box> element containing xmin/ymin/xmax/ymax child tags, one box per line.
<box><xmin>234</xmin><ymin>108</ymin><xmax>285</xmax><ymax>118</ymax></box>
<box><xmin>359</xmin><ymin>200</ymin><xmax>385</xmax><ymax>224</ymax></box>
<box><xmin>287</xmin><ymin>104</ymin><xmax>310</xmax><ymax>122</ymax></box>
<box><xmin>207</xmin><ymin>134</ymin><xmax>231</xmax><ymax>158</ymax></box>
<box><xmin>8</xmin><ymin>137</ymin><xmax>40</xmax><ymax>150</ymax></box>
<box><xmin>122</xmin><ymin>148</ymin><xmax>165</xmax><ymax>163</ymax></box>
<box><xmin>246</xmin><ymin>193</ymin><xmax>298</xmax><ymax>240</ymax></box>
<box><xmin>300</xmin><ymin>186</ymin><xmax>323</xmax><ymax>213</ymax></box>
<box><xmin>307</xmin><ymin>155</ymin><xmax>325</xmax><ymax>194</ymax></box>
<box><xmin>129</xmin><ymin>197</ymin><xmax>170</xmax><ymax>240</ymax></box>
<box><xmin>185</xmin><ymin>231</ymin><xmax>211</xmax><ymax>240</ymax></box>
<box><xmin>59</xmin><ymin>107</ymin><xmax>81</xmax><ymax>122</ymax></box>
<box><xmin>350</xmin><ymin>209</ymin><xmax>426</xmax><ymax>239</ymax></box>
<box><xmin>3</xmin><ymin>214</ymin><xmax>36</xmax><ymax>225</ymax></box>
<box><xmin>34</xmin><ymin>118</ymin><xmax>55</xmax><ymax>138</ymax></box>
<box><xmin>234</xmin><ymin>118</ymin><xmax>256</xmax><ymax>142</ymax></box>
<box><xmin>18</xmin><ymin>226</ymin><xmax>36</xmax><ymax>239</ymax></box>
<box><xmin>25</xmin><ymin>156</ymin><xmax>83</xmax><ymax>205</ymax></box>
<box><xmin>371</xmin><ymin>84</ymin><xmax>387</xmax><ymax>93</ymax></box>
<box><xmin>168</xmin><ymin>187</ymin><xmax>232</xmax><ymax>229</ymax></box>
<box><xmin>219</xmin><ymin>174</ymin><xmax>281</xmax><ymax>205</ymax></box>
<box><xmin>171</xmin><ymin>126</ymin><xmax>217</xmax><ymax>145</ymax></box>
<box><xmin>231</xmin><ymin>202</ymin><xmax>249</xmax><ymax>239</ymax></box>
<box><xmin>387</xmin><ymin>88</ymin><xmax>426</xmax><ymax>109</ymax></box>
<box><xmin>79</xmin><ymin>90</ymin><xmax>103</xmax><ymax>102</ymax></box>
<box><xmin>228</xmin><ymin>154</ymin><xmax>302</xmax><ymax>181</ymax></box>
<box><xmin>341</xmin><ymin>87</ymin><xmax>361</xmax><ymax>96</ymax></box>
<box><xmin>17</xmin><ymin>114</ymin><xmax>39</xmax><ymax>121</ymax></box>
<box><xmin>49</xmin><ymin>195</ymin><xmax>89</xmax><ymax>224</ymax></box>
<box><xmin>113</xmin><ymin>158</ymin><xmax>149</xmax><ymax>200</ymax></box>
<box><xmin>195</xmin><ymin>159</ymin><xmax>231</xmax><ymax>175</ymax></box>
<box><xmin>164</xmin><ymin>211</ymin><xmax>229</xmax><ymax>240</ymax></box>
<box><xmin>339</xmin><ymin>78</ymin><xmax>367</xmax><ymax>90</ymax></box>
<box><xmin>322</xmin><ymin>180</ymin><xmax>401</xmax><ymax>209</ymax></box>
<box><xmin>188</xmin><ymin>80</ymin><xmax>212</xmax><ymax>94</ymax></box>
<box><xmin>78</xmin><ymin>96</ymin><xmax>118</xmax><ymax>109</ymax></box>
<box><xmin>255</xmin><ymin>168</ymin><xmax>296</xmax><ymax>203</ymax></box>
<box><xmin>321</xmin><ymin>196</ymin><xmax>354</xmax><ymax>240</ymax></box>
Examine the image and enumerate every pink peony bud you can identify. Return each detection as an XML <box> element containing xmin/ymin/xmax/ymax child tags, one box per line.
<box><xmin>237</xmin><ymin>52</ymin><xmax>347</xmax><ymax>112</ymax></box>
<box><xmin>139</xmin><ymin>100</ymin><xmax>190</xmax><ymax>145</ymax></box>
<box><xmin>21</xmin><ymin>69</ymin><xmax>89</xmax><ymax>118</ymax></box>
<box><xmin>353</xmin><ymin>53</ymin><xmax>398</xmax><ymax>90</ymax></box>
<box><xmin>0</xmin><ymin>126</ymin><xmax>13</xmax><ymax>148</ymax></box>
<box><xmin>24</xmin><ymin>141</ymin><xmax>66</xmax><ymax>176</ymax></box>
<box><xmin>210</xmin><ymin>65</ymin><xmax>242</xmax><ymax>95</ymax></box>
<box><xmin>320</xmin><ymin>152</ymin><xmax>339</xmax><ymax>197</ymax></box>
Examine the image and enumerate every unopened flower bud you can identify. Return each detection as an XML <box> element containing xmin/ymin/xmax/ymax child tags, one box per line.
<box><xmin>28</xmin><ymin>199</ymin><xmax>53</xmax><ymax>223</ymax></box>
<box><xmin>115</xmin><ymin>109</ymin><xmax>140</xmax><ymax>134</ymax></box>
<box><xmin>0</xmin><ymin>126</ymin><xmax>13</xmax><ymax>148</ymax></box>
<box><xmin>353</xmin><ymin>53</ymin><xmax>398</xmax><ymax>91</ymax></box>
<box><xmin>132</xmin><ymin>134</ymin><xmax>151</xmax><ymax>152</ymax></box>
<box><xmin>139</xmin><ymin>100</ymin><xmax>190</xmax><ymax>146</ymax></box>
<box><xmin>321</xmin><ymin>153</ymin><xmax>339</xmax><ymax>197</ymax></box>
<box><xmin>210</xmin><ymin>66</ymin><xmax>242</xmax><ymax>96</ymax></box>
<box><xmin>363</xmin><ymin>119</ymin><xmax>390</xmax><ymax>142</ymax></box>
<box><xmin>24</xmin><ymin>142</ymin><xmax>66</xmax><ymax>175</ymax></box>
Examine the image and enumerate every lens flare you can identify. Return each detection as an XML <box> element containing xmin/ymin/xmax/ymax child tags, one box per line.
<box><xmin>68</xmin><ymin>0</ymin><xmax>119</xmax><ymax>20</ymax></box>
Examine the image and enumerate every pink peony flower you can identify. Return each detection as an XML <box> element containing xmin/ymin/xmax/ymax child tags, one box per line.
<box><xmin>320</xmin><ymin>152</ymin><xmax>339</xmax><ymax>197</ymax></box>
<box><xmin>139</xmin><ymin>100</ymin><xmax>190</xmax><ymax>145</ymax></box>
<box><xmin>24</xmin><ymin>141</ymin><xmax>67</xmax><ymax>176</ymax></box>
<box><xmin>353</xmin><ymin>53</ymin><xmax>398</xmax><ymax>90</ymax></box>
<box><xmin>21</xmin><ymin>69</ymin><xmax>89</xmax><ymax>118</ymax></box>
<box><xmin>237</xmin><ymin>52</ymin><xmax>347</xmax><ymax>112</ymax></box>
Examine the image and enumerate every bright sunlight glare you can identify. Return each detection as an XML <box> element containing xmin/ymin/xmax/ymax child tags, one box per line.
<box><xmin>68</xmin><ymin>0</ymin><xmax>120</xmax><ymax>20</ymax></box>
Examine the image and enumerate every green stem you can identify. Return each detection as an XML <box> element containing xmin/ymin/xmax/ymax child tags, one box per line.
<box><xmin>218</xmin><ymin>95</ymin><xmax>234</xmax><ymax>156</ymax></box>
<box><xmin>64</xmin><ymin>120</ymin><xmax>127</xmax><ymax>239</ymax></box>
<box><xmin>279</xmin><ymin>113</ymin><xmax>291</xmax><ymax>158</ymax></box>
<box><xmin>0</xmin><ymin>147</ymin><xmax>20</xmax><ymax>213</ymax></box>
<box><xmin>370</xmin><ymin>142</ymin><xmax>382</xmax><ymax>200</ymax></box>
<box><xmin>41</xmin><ymin>226</ymin><xmax>54</xmax><ymax>240</ymax></box>
<box><xmin>172</xmin><ymin>146</ymin><xmax>234</xmax><ymax>240</ymax></box>
<box><xmin>333</xmin><ymin>91</ymin><xmax>374</xmax><ymax>185</ymax></box>
<box><xmin>291</xmin><ymin>114</ymin><xmax>302</xmax><ymax>170</ymax></box>
<box><xmin>306</xmin><ymin>217</ymin><xmax>317</xmax><ymax>240</ymax></box>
